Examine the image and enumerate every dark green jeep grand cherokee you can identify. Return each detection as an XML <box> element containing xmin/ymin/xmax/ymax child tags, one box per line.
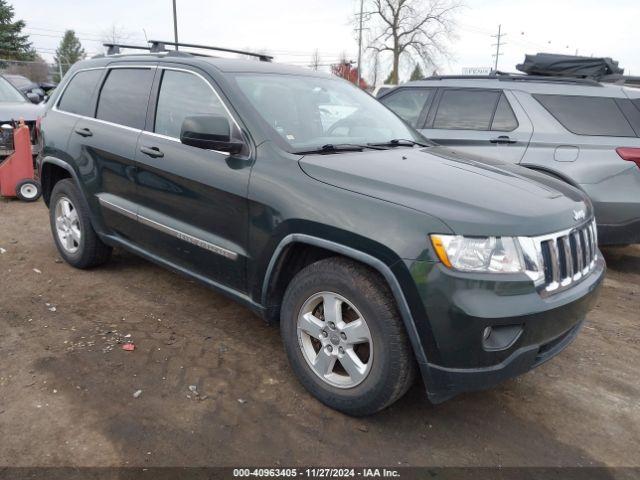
<box><xmin>38</xmin><ymin>44</ymin><xmax>605</xmax><ymax>416</ymax></box>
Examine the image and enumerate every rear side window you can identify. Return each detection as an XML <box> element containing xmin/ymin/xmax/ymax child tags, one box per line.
<box><xmin>380</xmin><ymin>88</ymin><xmax>433</xmax><ymax>127</ymax></box>
<box><xmin>96</xmin><ymin>68</ymin><xmax>154</xmax><ymax>129</ymax></box>
<box><xmin>433</xmin><ymin>89</ymin><xmax>500</xmax><ymax>130</ymax></box>
<box><xmin>57</xmin><ymin>70</ymin><xmax>103</xmax><ymax>116</ymax></box>
<box><xmin>154</xmin><ymin>70</ymin><xmax>228</xmax><ymax>138</ymax></box>
<box><xmin>534</xmin><ymin>94</ymin><xmax>636</xmax><ymax>137</ymax></box>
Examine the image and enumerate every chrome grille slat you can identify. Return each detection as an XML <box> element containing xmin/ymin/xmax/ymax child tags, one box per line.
<box><xmin>561</xmin><ymin>235</ymin><xmax>573</xmax><ymax>281</ymax></box>
<box><xmin>522</xmin><ymin>219</ymin><xmax>598</xmax><ymax>297</ymax></box>
<box><xmin>547</xmin><ymin>238</ymin><xmax>561</xmax><ymax>289</ymax></box>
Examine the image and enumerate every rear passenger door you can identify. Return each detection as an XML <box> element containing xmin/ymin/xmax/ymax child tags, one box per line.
<box><xmin>421</xmin><ymin>88</ymin><xmax>533</xmax><ymax>164</ymax></box>
<box><xmin>66</xmin><ymin>65</ymin><xmax>156</xmax><ymax>238</ymax></box>
<box><xmin>133</xmin><ymin>66</ymin><xmax>251</xmax><ymax>292</ymax></box>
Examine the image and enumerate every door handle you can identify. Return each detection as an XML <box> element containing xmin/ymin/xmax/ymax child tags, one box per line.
<box><xmin>74</xmin><ymin>127</ymin><xmax>93</xmax><ymax>137</ymax></box>
<box><xmin>140</xmin><ymin>146</ymin><xmax>164</xmax><ymax>158</ymax></box>
<box><xmin>490</xmin><ymin>135</ymin><xmax>517</xmax><ymax>145</ymax></box>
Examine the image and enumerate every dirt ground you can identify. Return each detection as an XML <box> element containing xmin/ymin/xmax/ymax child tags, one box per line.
<box><xmin>0</xmin><ymin>199</ymin><xmax>639</xmax><ymax>468</ymax></box>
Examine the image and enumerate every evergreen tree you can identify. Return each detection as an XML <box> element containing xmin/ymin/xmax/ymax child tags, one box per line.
<box><xmin>410</xmin><ymin>64</ymin><xmax>424</xmax><ymax>81</ymax></box>
<box><xmin>0</xmin><ymin>0</ymin><xmax>36</xmax><ymax>61</ymax></box>
<box><xmin>54</xmin><ymin>30</ymin><xmax>85</xmax><ymax>81</ymax></box>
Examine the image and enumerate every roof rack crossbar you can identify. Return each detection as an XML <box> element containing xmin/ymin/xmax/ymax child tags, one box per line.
<box><xmin>148</xmin><ymin>40</ymin><xmax>273</xmax><ymax>62</ymax></box>
<box><xmin>424</xmin><ymin>72</ymin><xmax>601</xmax><ymax>86</ymax></box>
<box><xmin>103</xmin><ymin>43</ymin><xmax>153</xmax><ymax>55</ymax></box>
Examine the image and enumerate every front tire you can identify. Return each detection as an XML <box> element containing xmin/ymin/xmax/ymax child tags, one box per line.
<box><xmin>280</xmin><ymin>257</ymin><xmax>416</xmax><ymax>416</ymax></box>
<box><xmin>50</xmin><ymin>179</ymin><xmax>112</xmax><ymax>269</ymax></box>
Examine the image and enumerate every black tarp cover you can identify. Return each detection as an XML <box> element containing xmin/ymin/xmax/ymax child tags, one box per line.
<box><xmin>516</xmin><ymin>53</ymin><xmax>624</xmax><ymax>80</ymax></box>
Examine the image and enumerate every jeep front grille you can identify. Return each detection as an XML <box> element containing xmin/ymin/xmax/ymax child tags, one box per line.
<box><xmin>525</xmin><ymin>219</ymin><xmax>598</xmax><ymax>296</ymax></box>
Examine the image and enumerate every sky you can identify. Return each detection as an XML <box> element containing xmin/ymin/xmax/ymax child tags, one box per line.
<box><xmin>12</xmin><ymin>0</ymin><xmax>640</xmax><ymax>83</ymax></box>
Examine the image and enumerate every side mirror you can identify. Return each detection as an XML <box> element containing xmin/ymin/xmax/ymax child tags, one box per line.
<box><xmin>180</xmin><ymin>115</ymin><xmax>243</xmax><ymax>154</ymax></box>
<box><xmin>26</xmin><ymin>92</ymin><xmax>41</xmax><ymax>104</ymax></box>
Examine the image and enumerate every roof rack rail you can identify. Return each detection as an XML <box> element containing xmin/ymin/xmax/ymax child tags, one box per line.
<box><xmin>424</xmin><ymin>72</ymin><xmax>601</xmax><ymax>87</ymax></box>
<box><xmin>148</xmin><ymin>40</ymin><xmax>273</xmax><ymax>62</ymax></box>
<box><xmin>103</xmin><ymin>43</ymin><xmax>153</xmax><ymax>55</ymax></box>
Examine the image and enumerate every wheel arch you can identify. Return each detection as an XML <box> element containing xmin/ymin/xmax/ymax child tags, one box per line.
<box><xmin>261</xmin><ymin>233</ymin><xmax>430</xmax><ymax>369</ymax></box>
<box><xmin>40</xmin><ymin>157</ymin><xmax>76</xmax><ymax>207</ymax></box>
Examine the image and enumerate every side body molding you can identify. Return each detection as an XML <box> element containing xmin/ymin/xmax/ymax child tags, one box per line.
<box><xmin>261</xmin><ymin>233</ymin><xmax>430</xmax><ymax>369</ymax></box>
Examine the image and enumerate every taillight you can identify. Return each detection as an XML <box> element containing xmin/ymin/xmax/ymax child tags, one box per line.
<box><xmin>616</xmin><ymin>147</ymin><xmax>640</xmax><ymax>168</ymax></box>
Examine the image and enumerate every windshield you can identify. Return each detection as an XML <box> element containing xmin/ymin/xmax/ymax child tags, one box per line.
<box><xmin>233</xmin><ymin>74</ymin><xmax>425</xmax><ymax>152</ymax></box>
<box><xmin>0</xmin><ymin>76</ymin><xmax>26</xmax><ymax>103</ymax></box>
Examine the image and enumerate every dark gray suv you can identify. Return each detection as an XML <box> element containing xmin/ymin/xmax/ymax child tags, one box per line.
<box><xmin>381</xmin><ymin>74</ymin><xmax>640</xmax><ymax>245</ymax></box>
<box><xmin>37</xmin><ymin>42</ymin><xmax>604</xmax><ymax>415</ymax></box>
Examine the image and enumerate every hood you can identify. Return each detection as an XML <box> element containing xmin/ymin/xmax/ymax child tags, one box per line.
<box><xmin>299</xmin><ymin>146</ymin><xmax>592</xmax><ymax>237</ymax></box>
<box><xmin>0</xmin><ymin>102</ymin><xmax>44</xmax><ymax>122</ymax></box>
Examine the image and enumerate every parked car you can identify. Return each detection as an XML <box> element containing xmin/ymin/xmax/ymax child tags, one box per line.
<box><xmin>379</xmin><ymin>73</ymin><xmax>640</xmax><ymax>245</ymax></box>
<box><xmin>38</xmin><ymin>44</ymin><xmax>604</xmax><ymax>415</ymax></box>
<box><xmin>0</xmin><ymin>75</ymin><xmax>44</xmax><ymax>161</ymax></box>
<box><xmin>372</xmin><ymin>84</ymin><xmax>395</xmax><ymax>98</ymax></box>
<box><xmin>3</xmin><ymin>74</ymin><xmax>46</xmax><ymax>103</ymax></box>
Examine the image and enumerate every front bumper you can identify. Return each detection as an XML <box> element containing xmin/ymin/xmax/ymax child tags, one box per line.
<box><xmin>408</xmin><ymin>254</ymin><xmax>605</xmax><ymax>403</ymax></box>
<box><xmin>597</xmin><ymin>218</ymin><xmax>640</xmax><ymax>246</ymax></box>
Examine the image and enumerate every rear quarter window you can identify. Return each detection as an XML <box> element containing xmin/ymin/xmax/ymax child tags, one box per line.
<box><xmin>57</xmin><ymin>70</ymin><xmax>103</xmax><ymax>116</ymax></box>
<box><xmin>534</xmin><ymin>94</ymin><xmax>637</xmax><ymax>137</ymax></box>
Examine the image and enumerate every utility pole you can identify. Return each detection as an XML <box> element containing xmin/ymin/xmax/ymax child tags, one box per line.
<box><xmin>492</xmin><ymin>24</ymin><xmax>506</xmax><ymax>72</ymax></box>
<box><xmin>356</xmin><ymin>0</ymin><xmax>364</xmax><ymax>88</ymax></box>
<box><xmin>172</xmin><ymin>0</ymin><xmax>179</xmax><ymax>50</ymax></box>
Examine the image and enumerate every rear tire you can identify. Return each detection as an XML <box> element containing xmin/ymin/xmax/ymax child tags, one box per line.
<box><xmin>280</xmin><ymin>257</ymin><xmax>416</xmax><ymax>416</ymax></box>
<box><xmin>15</xmin><ymin>179</ymin><xmax>41</xmax><ymax>202</ymax></box>
<box><xmin>49</xmin><ymin>179</ymin><xmax>112</xmax><ymax>269</ymax></box>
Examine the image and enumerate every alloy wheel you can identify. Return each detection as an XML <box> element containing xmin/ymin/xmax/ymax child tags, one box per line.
<box><xmin>297</xmin><ymin>291</ymin><xmax>373</xmax><ymax>388</ymax></box>
<box><xmin>54</xmin><ymin>197</ymin><xmax>81</xmax><ymax>254</ymax></box>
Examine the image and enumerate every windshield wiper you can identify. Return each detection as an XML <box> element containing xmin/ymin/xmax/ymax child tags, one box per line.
<box><xmin>368</xmin><ymin>139</ymin><xmax>432</xmax><ymax>148</ymax></box>
<box><xmin>294</xmin><ymin>143</ymin><xmax>388</xmax><ymax>155</ymax></box>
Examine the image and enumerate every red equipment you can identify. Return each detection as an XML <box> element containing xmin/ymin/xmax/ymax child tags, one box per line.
<box><xmin>0</xmin><ymin>121</ymin><xmax>41</xmax><ymax>202</ymax></box>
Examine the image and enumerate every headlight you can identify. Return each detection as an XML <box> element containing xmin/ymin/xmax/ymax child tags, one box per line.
<box><xmin>430</xmin><ymin>234</ymin><xmax>524</xmax><ymax>273</ymax></box>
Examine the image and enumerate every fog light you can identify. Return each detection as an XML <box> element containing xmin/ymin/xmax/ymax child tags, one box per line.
<box><xmin>482</xmin><ymin>325</ymin><xmax>523</xmax><ymax>351</ymax></box>
<box><xmin>483</xmin><ymin>327</ymin><xmax>492</xmax><ymax>341</ymax></box>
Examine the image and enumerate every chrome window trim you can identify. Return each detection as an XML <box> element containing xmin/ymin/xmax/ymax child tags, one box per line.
<box><xmin>53</xmin><ymin>65</ymin><xmax>156</xmax><ymax>115</ymax></box>
<box><xmin>52</xmin><ymin>65</ymin><xmax>251</xmax><ymax>157</ymax></box>
<box><xmin>98</xmin><ymin>197</ymin><xmax>238</xmax><ymax>260</ymax></box>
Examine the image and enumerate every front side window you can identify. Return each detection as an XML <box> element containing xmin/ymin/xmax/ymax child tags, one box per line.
<box><xmin>57</xmin><ymin>70</ymin><xmax>103</xmax><ymax>116</ymax></box>
<box><xmin>381</xmin><ymin>88</ymin><xmax>433</xmax><ymax>127</ymax></box>
<box><xmin>534</xmin><ymin>94</ymin><xmax>636</xmax><ymax>137</ymax></box>
<box><xmin>96</xmin><ymin>68</ymin><xmax>154</xmax><ymax>129</ymax></box>
<box><xmin>154</xmin><ymin>70</ymin><xmax>229</xmax><ymax>139</ymax></box>
<box><xmin>233</xmin><ymin>74</ymin><xmax>423</xmax><ymax>152</ymax></box>
<box><xmin>0</xmin><ymin>76</ymin><xmax>27</xmax><ymax>103</ymax></box>
<box><xmin>433</xmin><ymin>89</ymin><xmax>500</xmax><ymax>131</ymax></box>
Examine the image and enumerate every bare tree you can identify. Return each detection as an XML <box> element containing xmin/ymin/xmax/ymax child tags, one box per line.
<box><xmin>369</xmin><ymin>49</ymin><xmax>381</xmax><ymax>85</ymax></box>
<box><xmin>3</xmin><ymin>56</ymin><xmax>49</xmax><ymax>82</ymax></box>
<box><xmin>101</xmin><ymin>24</ymin><xmax>131</xmax><ymax>47</ymax></box>
<box><xmin>369</xmin><ymin>0</ymin><xmax>460</xmax><ymax>84</ymax></box>
<box><xmin>310</xmin><ymin>49</ymin><xmax>321</xmax><ymax>71</ymax></box>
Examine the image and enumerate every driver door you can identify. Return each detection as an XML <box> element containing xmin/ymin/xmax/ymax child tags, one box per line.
<box><xmin>133</xmin><ymin>66</ymin><xmax>252</xmax><ymax>291</ymax></box>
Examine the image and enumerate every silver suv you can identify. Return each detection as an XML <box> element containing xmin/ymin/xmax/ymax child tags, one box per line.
<box><xmin>380</xmin><ymin>74</ymin><xmax>640</xmax><ymax>245</ymax></box>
